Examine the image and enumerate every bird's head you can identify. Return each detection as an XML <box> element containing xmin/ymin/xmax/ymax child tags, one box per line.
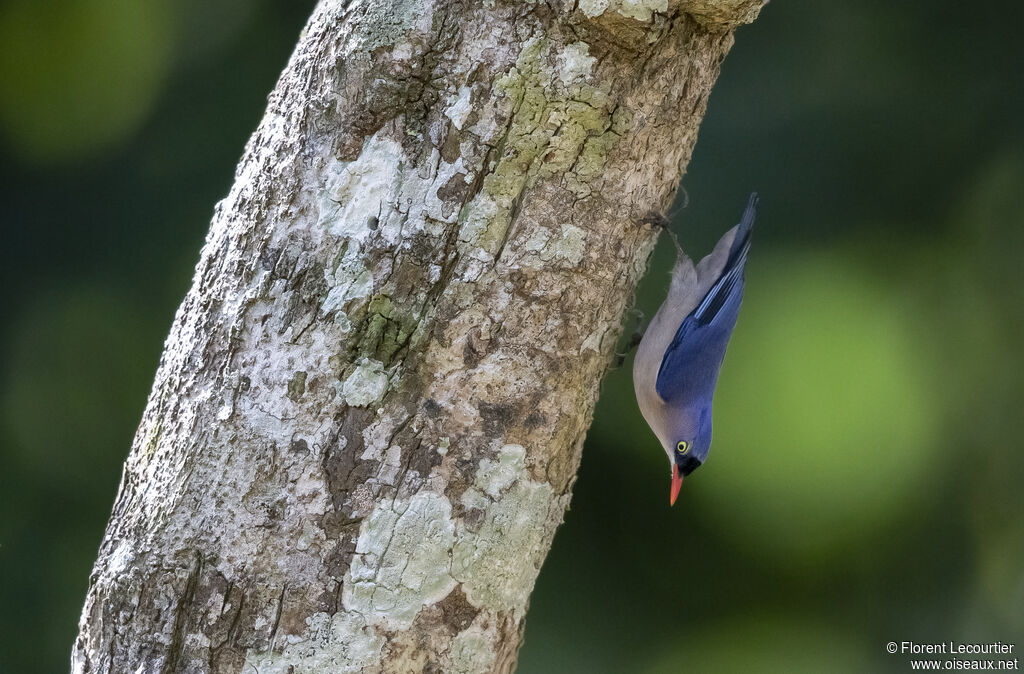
<box><xmin>664</xmin><ymin>407</ymin><xmax>712</xmax><ymax>506</ymax></box>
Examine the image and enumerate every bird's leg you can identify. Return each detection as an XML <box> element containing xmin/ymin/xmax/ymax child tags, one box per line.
<box><xmin>641</xmin><ymin>210</ymin><xmax>684</xmax><ymax>258</ymax></box>
<box><xmin>613</xmin><ymin>308</ymin><xmax>646</xmax><ymax>368</ymax></box>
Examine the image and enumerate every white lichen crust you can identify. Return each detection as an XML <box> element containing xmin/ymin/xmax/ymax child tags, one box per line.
<box><xmin>72</xmin><ymin>0</ymin><xmax>765</xmax><ymax>672</ymax></box>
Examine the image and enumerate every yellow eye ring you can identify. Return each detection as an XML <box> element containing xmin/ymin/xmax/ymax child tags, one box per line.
<box><xmin>676</xmin><ymin>441</ymin><xmax>689</xmax><ymax>454</ymax></box>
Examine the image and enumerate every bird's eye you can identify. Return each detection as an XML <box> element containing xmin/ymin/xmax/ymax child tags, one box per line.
<box><xmin>676</xmin><ymin>441</ymin><xmax>689</xmax><ymax>454</ymax></box>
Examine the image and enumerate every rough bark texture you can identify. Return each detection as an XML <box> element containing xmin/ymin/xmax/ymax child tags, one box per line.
<box><xmin>74</xmin><ymin>0</ymin><xmax>764</xmax><ymax>671</ymax></box>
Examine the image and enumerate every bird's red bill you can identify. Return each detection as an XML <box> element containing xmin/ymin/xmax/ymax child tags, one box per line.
<box><xmin>670</xmin><ymin>464</ymin><xmax>683</xmax><ymax>506</ymax></box>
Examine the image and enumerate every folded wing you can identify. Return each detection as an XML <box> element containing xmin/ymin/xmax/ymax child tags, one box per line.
<box><xmin>655</xmin><ymin>193</ymin><xmax>758</xmax><ymax>403</ymax></box>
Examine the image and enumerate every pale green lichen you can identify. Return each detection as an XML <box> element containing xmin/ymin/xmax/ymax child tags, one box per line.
<box><xmin>458</xmin><ymin>193</ymin><xmax>504</xmax><ymax>255</ymax></box>
<box><xmin>445</xmin><ymin>85</ymin><xmax>474</xmax><ymax>130</ymax></box>
<box><xmin>522</xmin><ymin>224</ymin><xmax>587</xmax><ymax>267</ymax></box>
<box><xmin>578</xmin><ymin>0</ymin><xmax>610</xmax><ymax>17</ymax></box>
<box><xmin>619</xmin><ymin>0</ymin><xmax>668</xmax><ymax>21</ymax></box>
<box><xmin>459</xmin><ymin>444</ymin><xmax>532</xmax><ymax>524</ymax></box>
<box><xmin>244</xmin><ymin>611</ymin><xmax>384</xmax><ymax>674</ymax></box>
<box><xmin>449</xmin><ymin>624</ymin><xmax>498</xmax><ymax>673</ymax></box>
<box><xmin>460</xmin><ymin>486</ymin><xmax>491</xmax><ymax>512</ymax></box>
<box><xmin>343</xmin><ymin>491</ymin><xmax>457</xmax><ymax>628</ymax></box>
<box><xmin>451</xmin><ymin>479</ymin><xmax>557</xmax><ymax>617</ymax></box>
<box><xmin>551</xmin><ymin>224</ymin><xmax>586</xmax><ymax>264</ymax></box>
<box><xmin>556</xmin><ymin>42</ymin><xmax>597</xmax><ymax>85</ymax></box>
<box><xmin>360</xmin><ymin>413</ymin><xmax>403</xmax><ymax>462</ymax></box>
<box><xmin>334</xmin><ymin>311</ymin><xmax>352</xmax><ymax>332</ymax></box>
<box><xmin>475</xmin><ymin>444</ymin><xmax>526</xmax><ymax>498</ymax></box>
<box><xmin>295</xmin><ymin>519</ymin><xmax>319</xmax><ymax>551</ymax></box>
<box><xmin>336</xmin><ymin>438</ymin><xmax>561</xmax><ymax>631</ymax></box>
<box><xmin>578</xmin><ymin>0</ymin><xmax>667</xmax><ymax>21</ymax></box>
<box><xmin>318</xmin><ymin>134</ymin><xmax>404</xmax><ymax>242</ymax></box>
<box><xmin>580</xmin><ymin>328</ymin><xmax>605</xmax><ymax>354</ymax></box>
<box><xmin>322</xmin><ymin>247</ymin><xmax>374</xmax><ymax>315</ymax></box>
<box><xmin>341</xmin><ymin>358</ymin><xmax>389</xmax><ymax>407</ymax></box>
<box><xmin>458</xmin><ymin>37</ymin><xmax>618</xmax><ymax>257</ymax></box>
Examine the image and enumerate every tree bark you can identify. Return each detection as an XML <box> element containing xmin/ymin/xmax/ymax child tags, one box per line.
<box><xmin>73</xmin><ymin>0</ymin><xmax>764</xmax><ymax>671</ymax></box>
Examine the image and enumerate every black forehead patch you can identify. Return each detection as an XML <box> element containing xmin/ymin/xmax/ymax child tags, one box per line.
<box><xmin>677</xmin><ymin>454</ymin><xmax>702</xmax><ymax>476</ymax></box>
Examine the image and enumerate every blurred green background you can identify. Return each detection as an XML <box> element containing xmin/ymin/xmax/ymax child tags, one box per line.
<box><xmin>1</xmin><ymin>1</ymin><xmax>1021</xmax><ymax>672</ymax></box>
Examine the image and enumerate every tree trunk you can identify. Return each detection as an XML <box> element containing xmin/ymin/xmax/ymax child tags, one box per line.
<box><xmin>73</xmin><ymin>0</ymin><xmax>764</xmax><ymax>671</ymax></box>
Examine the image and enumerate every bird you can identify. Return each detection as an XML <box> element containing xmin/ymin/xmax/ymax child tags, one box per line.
<box><xmin>632</xmin><ymin>193</ymin><xmax>758</xmax><ymax>506</ymax></box>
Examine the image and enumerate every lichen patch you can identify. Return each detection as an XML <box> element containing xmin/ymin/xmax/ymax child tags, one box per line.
<box><xmin>578</xmin><ymin>0</ymin><xmax>668</xmax><ymax>22</ymax></box>
<box><xmin>243</xmin><ymin>610</ymin><xmax>385</xmax><ymax>673</ymax></box>
<box><xmin>322</xmin><ymin>251</ymin><xmax>374</xmax><ymax>316</ymax></box>
<box><xmin>522</xmin><ymin>223</ymin><xmax>587</xmax><ymax>267</ymax></box>
<box><xmin>451</xmin><ymin>480</ymin><xmax>562</xmax><ymax>618</ymax></box>
<box><xmin>616</xmin><ymin>0</ymin><xmax>669</xmax><ymax>22</ymax></box>
<box><xmin>445</xmin><ymin>86</ymin><xmax>474</xmax><ymax>130</ymax></box>
<box><xmin>341</xmin><ymin>358</ymin><xmax>389</xmax><ymax>407</ymax></box>
<box><xmin>448</xmin><ymin>620</ymin><xmax>499</xmax><ymax>673</ymax></box>
<box><xmin>337</xmin><ymin>443</ymin><xmax>563</xmax><ymax>631</ymax></box>
<box><xmin>556</xmin><ymin>42</ymin><xmax>597</xmax><ymax>84</ymax></box>
<box><xmin>578</xmin><ymin>0</ymin><xmax>610</xmax><ymax>17</ymax></box>
<box><xmin>317</xmin><ymin>134</ymin><xmax>405</xmax><ymax>243</ymax></box>
<box><xmin>343</xmin><ymin>491</ymin><xmax>458</xmax><ymax>629</ymax></box>
<box><xmin>474</xmin><ymin>443</ymin><xmax>526</xmax><ymax>498</ymax></box>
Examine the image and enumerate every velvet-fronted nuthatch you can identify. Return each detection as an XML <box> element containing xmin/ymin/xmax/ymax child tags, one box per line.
<box><xmin>633</xmin><ymin>194</ymin><xmax>759</xmax><ymax>505</ymax></box>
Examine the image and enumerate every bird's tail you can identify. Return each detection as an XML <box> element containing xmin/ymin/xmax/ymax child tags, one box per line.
<box><xmin>727</xmin><ymin>192</ymin><xmax>758</xmax><ymax>263</ymax></box>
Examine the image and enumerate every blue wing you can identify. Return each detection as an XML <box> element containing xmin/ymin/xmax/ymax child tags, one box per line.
<box><xmin>655</xmin><ymin>193</ymin><xmax>758</xmax><ymax>403</ymax></box>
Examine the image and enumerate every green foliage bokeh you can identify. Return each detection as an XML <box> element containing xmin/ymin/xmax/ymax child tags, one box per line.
<box><xmin>0</xmin><ymin>0</ymin><xmax>176</xmax><ymax>162</ymax></box>
<box><xmin>696</xmin><ymin>253</ymin><xmax>940</xmax><ymax>564</ymax></box>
